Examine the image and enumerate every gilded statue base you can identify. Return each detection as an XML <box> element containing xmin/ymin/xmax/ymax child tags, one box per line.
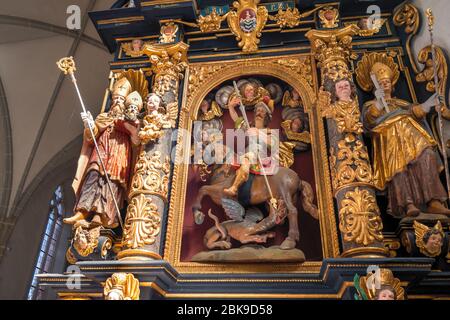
<box><xmin>117</xmin><ymin>249</ymin><xmax>163</xmax><ymax>261</ymax></box>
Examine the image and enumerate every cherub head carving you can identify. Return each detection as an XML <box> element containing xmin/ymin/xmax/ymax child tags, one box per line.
<box><xmin>375</xmin><ymin>285</ymin><xmax>396</xmax><ymax>300</ymax></box>
<box><xmin>145</xmin><ymin>93</ymin><xmax>162</xmax><ymax>113</ymax></box>
<box><xmin>72</xmin><ymin>225</ymin><xmax>100</xmax><ymax>257</ymax></box>
<box><xmin>354</xmin><ymin>268</ymin><xmax>405</xmax><ymax>300</ymax></box>
<box><xmin>104</xmin><ymin>273</ymin><xmax>140</xmax><ymax>300</ymax></box>
<box><xmin>414</xmin><ymin>220</ymin><xmax>445</xmax><ymax>257</ymax></box>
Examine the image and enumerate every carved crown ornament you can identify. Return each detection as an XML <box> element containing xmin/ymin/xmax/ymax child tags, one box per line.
<box><xmin>162</xmin><ymin>1</ymin><xmax>327</xmax><ymax>53</ymax></box>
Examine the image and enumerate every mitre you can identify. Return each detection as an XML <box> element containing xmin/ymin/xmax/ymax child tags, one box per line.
<box><xmin>126</xmin><ymin>91</ymin><xmax>143</xmax><ymax>109</ymax></box>
<box><xmin>113</xmin><ymin>77</ymin><xmax>132</xmax><ymax>97</ymax></box>
<box><xmin>371</xmin><ymin>62</ymin><xmax>393</xmax><ymax>83</ymax></box>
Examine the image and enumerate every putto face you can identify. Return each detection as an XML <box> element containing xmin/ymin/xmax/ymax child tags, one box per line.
<box><xmin>426</xmin><ymin>233</ymin><xmax>443</xmax><ymax>253</ymax></box>
<box><xmin>131</xmin><ymin>39</ymin><xmax>143</xmax><ymax>51</ymax></box>
<box><xmin>244</xmin><ymin>84</ymin><xmax>256</xmax><ymax>99</ymax></box>
<box><xmin>200</xmin><ymin>99</ymin><xmax>210</xmax><ymax>113</ymax></box>
<box><xmin>335</xmin><ymin>80</ymin><xmax>352</xmax><ymax>101</ymax></box>
<box><xmin>106</xmin><ymin>290</ymin><xmax>123</xmax><ymax>300</ymax></box>
<box><xmin>291</xmin><ymin>118</ymin><xmax>303</xmax><ymax>133</ymax></box>
<box><xmin>377</xmin><ymin>289</ymin><xmax>395</xmax><ymax>300</ymax></box>
<box><xmin>75</xmin><ymin>232</ymin><xmax>88</xmax><ymax>251</ymax></box>
<box><xmin>146</xmin><ymin>94</ymin><xmax>161</xmax><ymax>111</ymax></box>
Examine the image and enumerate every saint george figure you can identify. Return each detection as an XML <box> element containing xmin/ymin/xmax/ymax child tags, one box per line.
<box><xmin>223</xmin><ymin>99</ymin><xmax>277</xmax><ymax>197</ymax></box>
<box><xmin>64</xmin><ymin>79</ymin><xmax>142</xmax><ymax>228</ymax></box>
<box><xmin>362</xmin><ymin>62</ymin><xmax>450</xmax><ymax>217</ymax></box>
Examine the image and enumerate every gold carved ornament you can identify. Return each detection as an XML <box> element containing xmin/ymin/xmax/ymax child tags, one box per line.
<box><xmin>72</xmin><ymin>225</ymin><xmax>101</xmax><ymax>257</ymax></box>
<box><xmin>269</xmin><ymin>7</ymin><xmax>301</xmax><ymax>28</ymax></box>
<box><xmin>318</xmin><ymin>6</ymin><xmax>339</xmax><ymax>29</ymax></box>
<box><xmin>121</xmin><ymin>40</ymin><xmax>154</xmax><ymax>58</ymax></box>
<box><xmin>227</xmin><ymin>0</ymin><xmax>268</xmax><ymax>53</ymax></box>
<box><xmin>122</xmin><ymin>194</ymin><xmax>161</xmax><ymax>249</ymax></box>
<box><xmin>393</xmin><ymin>3</ymin><xmax>419</xmax><ymax>35</ymax></box>
<box><xmin>267</xmin><ymin>4</ymin><xmax>327</xmax><ymax>29</ymax></box>
<box><xmin>281</xmin><ymin>120</ymin><xmax>311</xmax><ymax>144</ymax></box>
<box><xmin>273</xmin><ymin>57</ymin><xmax>314</xmax><ymax>87</ymax></box>
<box><xmin>393</xmin><ymin>1</ymin><xmax>448</xmax><ymax>98</ymax></box>
<box><xmin>393</xmin><ymin>3</ymin><xmax>420</xmax><ymax>72</ymax></box>
<box><xmin>358</xmin><ymin>268</ymin><xmax>405</xmax><ymax>300</ymax></box>
<box><xmin>318</xmin><ymin>89</ymin><xmax>363</xmax><ymax>135</ymax></box>
<box><xmin>306</xmin><ymin>25</ymin><xmax>359</xmax><ymax>83</ymax></box>
<box><xmin>413</xmin><ymin>220</ymin><xmax>445</xmax><ymax>257</ymax></box>
<box><xmin>355</xmin><ymin>18</ymin><xmax>386</xmax><ymax>37</ymax></box>
<box><xmin>383</xmin><ymin>238</ymin><xmax>401</xmax><ymax>257</ymax></box>
<box><xmin>129</xmin><ymin>151</ymin><xmax>171</xmax><ymax>200</ymax></box>
<box><xmin>104</xmin><ymin>273</ymin><xmax>140</xmax><ymax>300</ymax></box>
<box><xmin>115</xmin><ymin>69</ymin><xmax>149</xmax><ymax>99</ymax></box>
<box><xmin>159</xmin><ymin>22</ymin><xmax>179</xmax><ymax>44</ymax></box>
<box><xmin>143</xmin><ymin>42</ymin><xmax>189</xmax><ymax>97</ymax></box>
<box><xmin>416</xmin><ymin>45</ymin><xmax>448</xmax><ymax>106</ymax></box>
<box><xmin>188</xmin><ymin>65</ymin><xmax>226</xmax><ymax>101</ymax></box>
<box><xmin>330</xmin><ymin>140</ymin><xmax>373</xmax><ymax>192</ymax></box>
<box><xmin>197</xmin><ymin>8</ymin><xmax>228</xmax><ymax>32</ymax></box>
<box><xmin>339</xmin><ymin>188</ymin><xmax>383</xmax><ymax>246</ymax></box>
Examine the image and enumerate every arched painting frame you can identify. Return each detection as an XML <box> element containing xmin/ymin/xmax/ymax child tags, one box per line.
<box><xmin>165</xmin><ymin>54</ymin><xmax>338</xmax><ymax>274</ymax></box>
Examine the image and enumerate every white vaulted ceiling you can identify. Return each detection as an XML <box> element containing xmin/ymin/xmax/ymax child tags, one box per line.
<box><xmin>0</xmin><ymin>0</ymin><xmax>115</xmax><ymax>219</ymax></box>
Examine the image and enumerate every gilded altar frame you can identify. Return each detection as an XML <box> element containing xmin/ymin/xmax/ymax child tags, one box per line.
<box><xmin>164</xmin><ymin>53</ymin><xmax>340</xmax><ymax>274</ymax></box>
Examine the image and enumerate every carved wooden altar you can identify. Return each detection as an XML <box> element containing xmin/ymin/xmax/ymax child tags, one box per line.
<box><xmin>40</xmin><ymin>0</ymin><xmax>450</xmax><ymax>300</ymax></box>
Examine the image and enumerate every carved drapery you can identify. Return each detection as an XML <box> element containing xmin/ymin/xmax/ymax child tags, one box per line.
<box><xmin>306</xmin><ymin>27</ymin><xmax>387</xmax><ymax>257</ymax></box>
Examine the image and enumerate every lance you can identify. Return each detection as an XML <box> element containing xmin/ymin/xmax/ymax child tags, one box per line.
<box><xmin>426</xmin><ymin>9</ymin><xmax>450</xmax><ymax>201</ymax></box>
<box><xmin>56</xmin><ymin>57</ymin><xmax>124</xmax><ymax>229</ymax></box>
<box><xmin>232</xmin><ymin>81</ymin><xmax>277</xmax><ymax>209</ymax></box>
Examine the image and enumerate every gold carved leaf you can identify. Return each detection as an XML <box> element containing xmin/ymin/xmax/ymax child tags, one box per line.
<box><xmin>122</xmin><ymin>194</ymin><xmax>160</xmax><ymax>249</ymax></box>
<box><xmin>339</xmin><ymin>188</ymin><xmax>383</xmax><ymax>246</ymax></box>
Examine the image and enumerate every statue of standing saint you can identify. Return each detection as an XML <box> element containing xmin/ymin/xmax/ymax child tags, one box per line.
<box><xmin>357</xmin><ymin>53</ymin><xmax>450</xmax><ymax>218</ymax></box>
<box><xmin>64</xmin><ymin>77</ymin><xmax>142</xmax><ymax>228</ymax></box>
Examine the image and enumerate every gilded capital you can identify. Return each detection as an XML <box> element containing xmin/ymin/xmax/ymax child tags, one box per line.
<box><xmin>143</xmin><ymin>42</ymin><xmax>189</xmax><ymax>95</ymax></box>
<box><xmin>306</xmin><ymin>25</ymin><xmax>358</xmax><ymax>82</ymax></box>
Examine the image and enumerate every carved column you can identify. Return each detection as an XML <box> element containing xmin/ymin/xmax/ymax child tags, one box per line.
<box><xmin>306</xmin><ymin>26</ymin><xmax>388</xmax><ymax>257</ymax></box>
<box><xmin>118</xmin><ymin>42</ymin><xmax>188</xmax><ymax>261</ymax></box>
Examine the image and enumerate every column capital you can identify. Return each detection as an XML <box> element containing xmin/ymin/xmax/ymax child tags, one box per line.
<box><xmin>142</xmin><ymin>42</ymin><xmax>189</xmax><ymax>96</ymax></box>
<box><xmin>306</xmin><ymin>25</ymin><xmax>359</xmax><ymax>83</ymax></box>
